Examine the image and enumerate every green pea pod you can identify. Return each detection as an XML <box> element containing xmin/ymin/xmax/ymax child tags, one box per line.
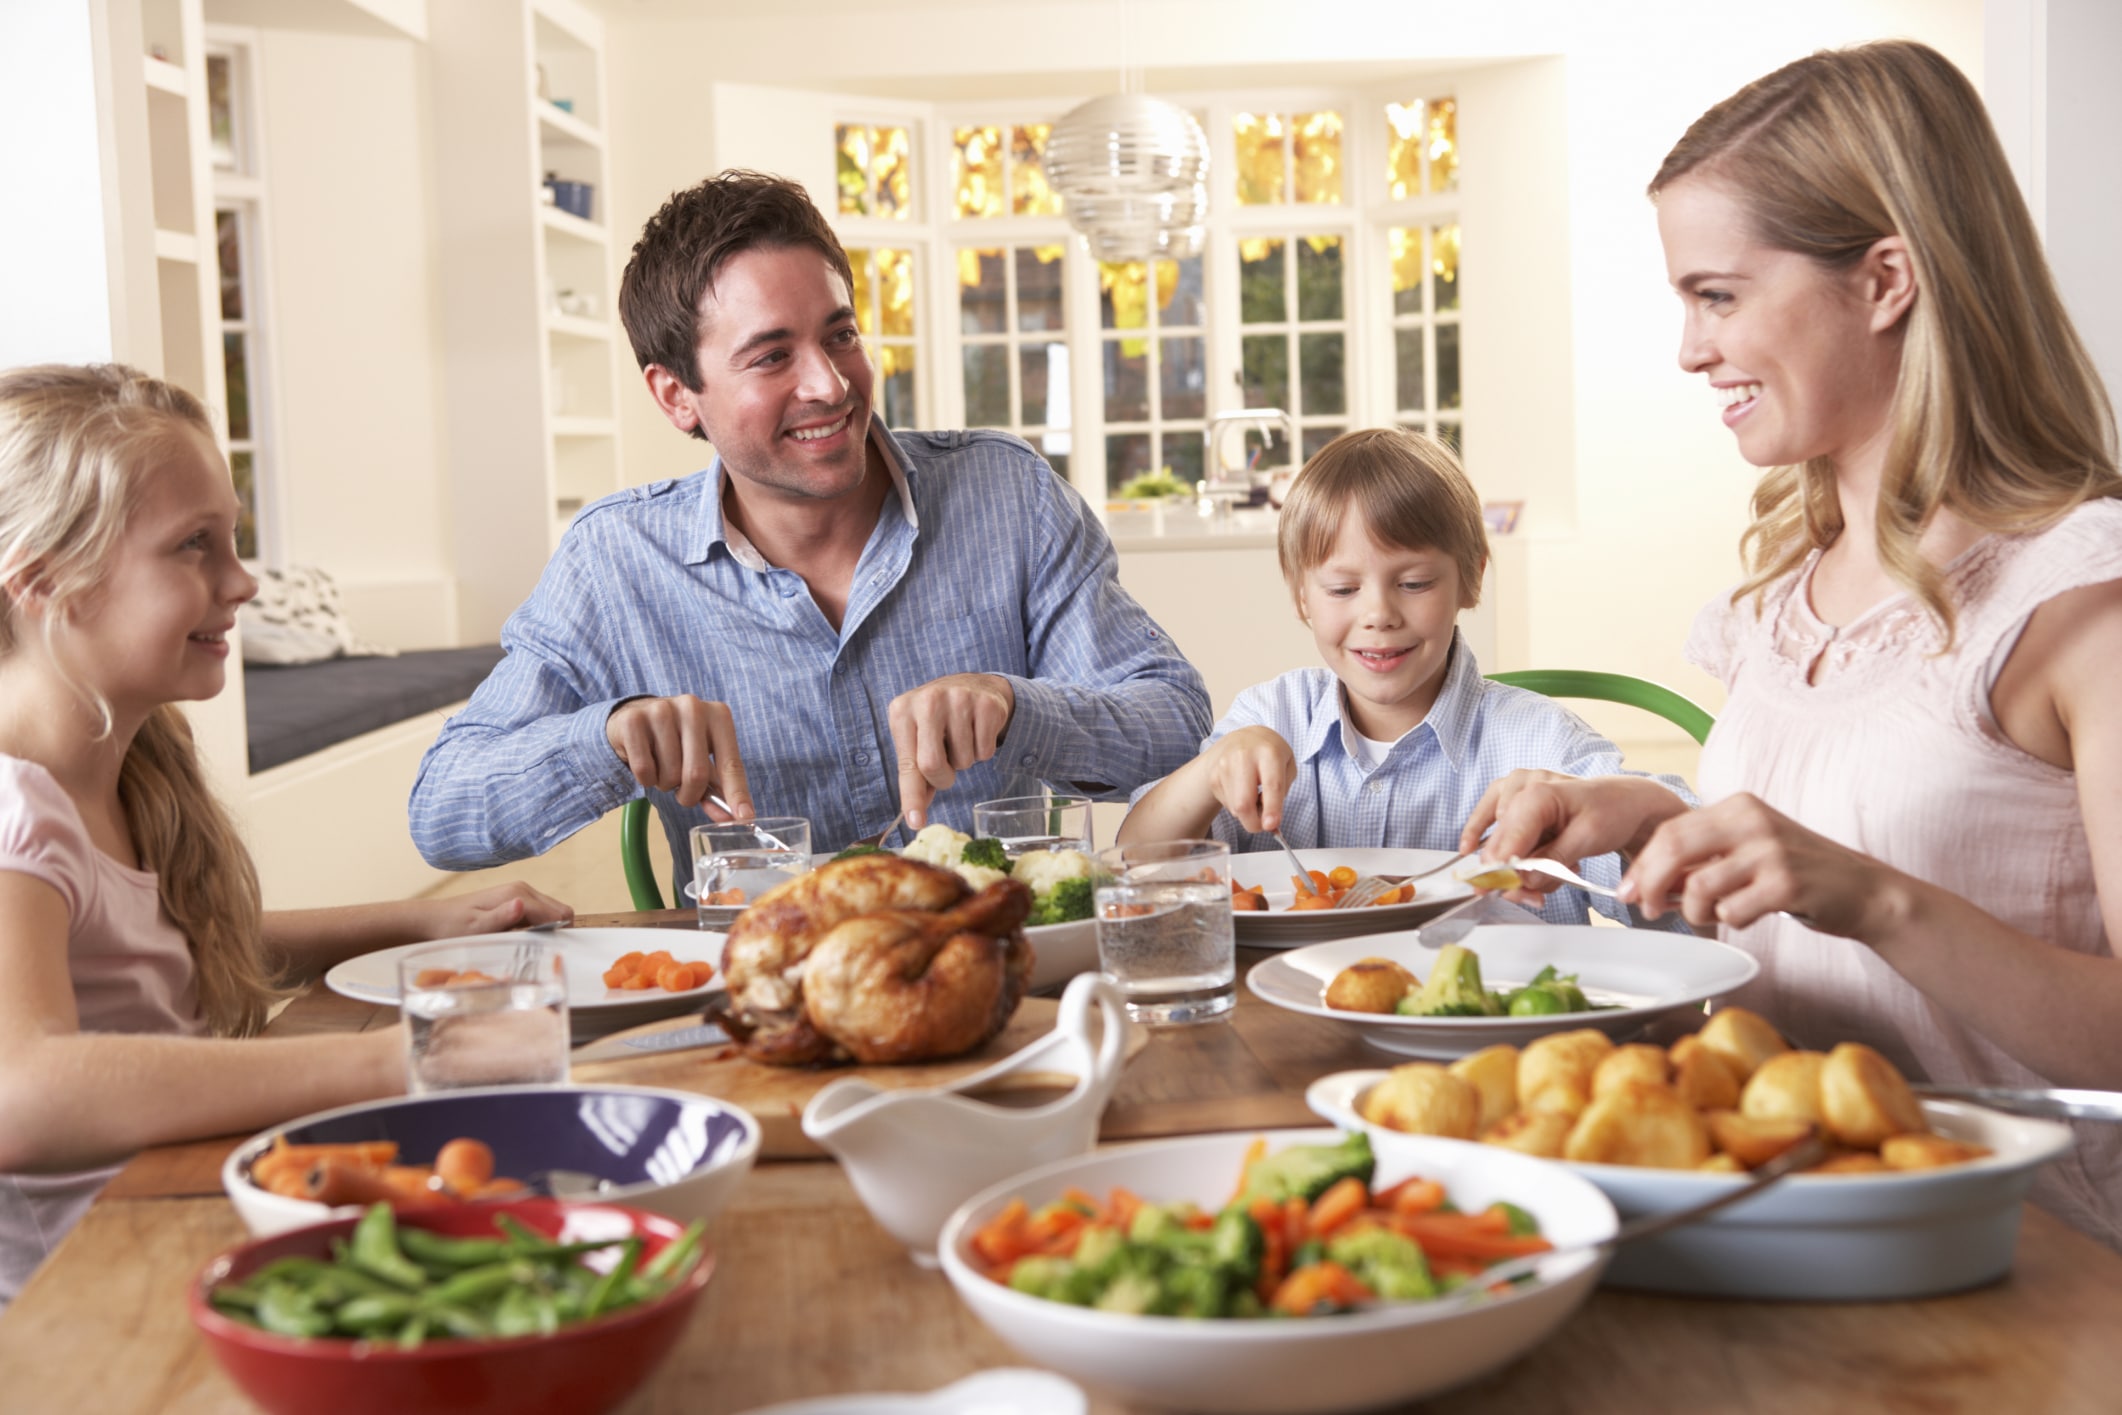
<box><xmin>399</xmin><ymin>1226</ymin><xmax>511</xmax><ymax>1271</ymax></box>
<box><xmin>491</xmin><ymin>1286</ymin><xmax>542</xmax><ymax>1338</ymax></box>
<box><xmin>395</xmin><ymin>1315</ymin><xmax>430</xmax><ymax>1351</ymax></box>
<box><xmin>255</xmin><ymin>1282</ymin><xmax>334</xmax><ymax>1338</ymax></box>
<box><xmin>349</xmin><ymin>1203</ymin><xmax>430</xmax><ymax>1292</ymax></box>
<box><xmin>208</xmin><ymin>1282</ymin><xmax>264</xmax><ymax>1315</ymax></box>
<box><xmin>495</xmin><ymin>1212</ymin><xmax>625</xmax><ymax>1260</ymax></box>
<box><xmin>428</xmin><ymin>1260</ymin><xmax>530</xmax><ymax>1308</ymax></box>
<box><xmin>584</xmin><ymin>1237</ymin><xmax>643</xmax><ymax>1320</ymax></box>
<box><xmin>334</xmin><ymin>1292</ymin><xmax>419</xmax><ymax>1335</ymax></box>
<box><xmin>424</xmin><ymin>1303</ymin><xmax>493</xmax><ymax>1340</ymax></box>
<box><xmin>638</xmin><ymin>1221</ymin><xmax>706</xmax><ymax>1284</ymax></box>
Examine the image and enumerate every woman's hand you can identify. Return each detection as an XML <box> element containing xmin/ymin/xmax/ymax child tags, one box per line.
<box><xmin>1459</xmin><ymin>771</ymin><xmax>1692</xmax><ymax>904</ymax></box>
<box><xmin>1202</xmin><ymin>726</ymin><xmax>1299</xmax><ymax>833</ymax></box>
<box><xmin>414</xmin><ymin>883</ymin><xmax>574</xmax><ymax>941</ymax></box>
<box><xmin>1620</xmin><ymin>792</ymin><xmax>1908</xmax><ymax>937</ymax></box>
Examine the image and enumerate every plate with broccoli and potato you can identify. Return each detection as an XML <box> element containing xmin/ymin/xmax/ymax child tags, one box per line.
<box><xmin>1246</xmin><ymin>925</ymin><xmax>1759</xmax><ymax>1059</ymax></box>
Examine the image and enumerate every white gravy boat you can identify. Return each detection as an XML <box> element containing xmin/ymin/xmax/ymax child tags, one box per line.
<box><xmin>801</xmin><ymin>973</ymin><xmax>1135</xmax><ymax>1263</ymax></box>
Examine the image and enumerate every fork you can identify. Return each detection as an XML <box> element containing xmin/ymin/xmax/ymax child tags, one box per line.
<box><xmin>1506</xmin><ymin>856</ymin><xmax>1817</xmax><ymax>927</ymax></box>
<box><xmin>1337</xmin><ymin>847</ymin><xmax>1476</xmax><ymax>910</ymax></box>
<box><xmin>848</xmin><ymin>808</ymin><xmax>908</xmax><ymax>852</ymax></box>
<box><xmin>707</xmin><ymin>794</ymin><xmax>795</xmax><ymax>852</ymax></box>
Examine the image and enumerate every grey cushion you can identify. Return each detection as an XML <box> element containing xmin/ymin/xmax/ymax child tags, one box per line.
<box><xmin>243</xmin><ymin>645</ymin><xmax>506</xmax><ymax>773</ymax></box>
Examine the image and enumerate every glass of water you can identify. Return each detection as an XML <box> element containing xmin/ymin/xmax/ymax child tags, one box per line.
<box><xmin>690</xmin><ymin>816</ymin><xmax>812</xmax><ymax>926</ymax></box>
<box><xmin>973</xmin><ymin>793</ymin><xmax>1094</xmax><ymax>859</ymax></box>
<box><xmin>398</xmin><ymin>940</ymin><xmax>570</xmax><ymax>1093</ymax></box>
<box><xmin>1093</xmin><ymin>840</ymin><xmax>1235</xmax><ymax>1025</ymax></box>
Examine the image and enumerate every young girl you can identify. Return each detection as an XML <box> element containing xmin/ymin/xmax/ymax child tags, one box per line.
<box><xmin>1119</xmin><ymin>427</ymin><xmax>1692</xmax><ymax>925</ymax></box>
<box><xmin>0</xmin><ymin>364</ymin><xmax>571</xmax><ymax>1305</ymax></box>
<box><xmin>1468</xmin><ymin>41</ymin><xmax>2122</xmax><ymax>1246</ymax></box>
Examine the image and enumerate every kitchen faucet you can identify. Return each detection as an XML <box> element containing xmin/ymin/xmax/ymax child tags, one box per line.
<box><xmin>1201</xmin><ymin>408</ymin><xmax>1298</xmax><ymax>501</ymax></box>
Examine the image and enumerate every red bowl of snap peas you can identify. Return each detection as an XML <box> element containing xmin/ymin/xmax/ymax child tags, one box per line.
<box><xmin>189</xmin><ymin>1198</ymin><xmax>712</xmax><ymax>1415</ymax></box>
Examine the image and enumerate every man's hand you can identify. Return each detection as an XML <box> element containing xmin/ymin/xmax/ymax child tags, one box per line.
<box><xmin>605</xmin><ymin>695</ymin><xmax>752</xmax><ymax>815</ymax></box>
<box><xmin>888</xmin><ymin>673</ymin><xmax>1015</xmax><ymax>828</ymax></box>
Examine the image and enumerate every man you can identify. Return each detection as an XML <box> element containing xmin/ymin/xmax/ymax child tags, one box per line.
<box><xmin>409</xmin><ymin>170</ymin><xmax>1209</xmax><ymax>891</ymax></box>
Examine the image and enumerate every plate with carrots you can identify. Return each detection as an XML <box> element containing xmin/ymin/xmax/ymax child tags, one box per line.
<box><xmin>325</xmin><ymin>929</ymin><xmax>724</xmax><ymax>1034</ymax></box>
<box><xmin>1229</xmin><ymin>848</ymin><xmax>1474</xmax><ymax>947</ymax></box>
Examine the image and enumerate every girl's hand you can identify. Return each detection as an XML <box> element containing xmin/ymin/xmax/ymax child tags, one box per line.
<box><xmin>1460</xmin><ymin>771</ymin><xmax>1692</xmax><ymax>906</ymax></box>
<box><xmin>1202</xmin><ymin>727</ymin><xmax>1298</xmax><ymax>833</ymax></box>
<box><xmin>417</xmin><ymin>883</ymin><xmax>574</xmax><ymax>940</ymax></box>
<box><xmin>1619</xmin><ymin>792</ymin><xmax>1903</xmax><ymax>937</ymax></box>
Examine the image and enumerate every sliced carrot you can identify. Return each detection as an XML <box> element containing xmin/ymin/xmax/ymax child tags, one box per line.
<box><xmin>1327</xmin><ymin>865</ymin><xmax>1358</xmax><ymax>889</ymax></box>
<box><xmin>1382</xmin><ymin>1178</ymin><xmax>1448</xmax><ymax>1215</ymax></box>
<box><xmin>971</xmin><ymin>1199</ymin><xmax>1034</xmax><ymax>1266</ymax></box>
<box><xmin>413</xmin><ymin>967</ymin><xmax>457</xmax><ymax>988</ymax></box>
<box><xmin>1282</xmin><ymin>1195</ymin><xmax>1310</xmax><ymax>1251</ymax></box>
<box><xmin>1230</xmin><ymin>1137</ymin><xmax>1269</xmax><ymax>1206</ymax></box>
<box><xmin>1394</xmin><ymin>1212</ymin><xmax>1554</xmax><ymax>1261</ymax></box>
<box><xmin>1105</xmin><ymin>1187</ymin><xmax>1143</xmax><ymax>1233</ymax></box>
<box><xmin>1270</xmin><ymin>1261</ymin><xmax>1375</xmax><ymax>1315</ymax></box>
<box><xmin>611</xmin><ymin>950</ymin><xmax>646</xmax><ymax>973</ymax></box>
<box><xmin>1308</xmin><ymin>1176</ymin><xmax>1369</xmax><ymax>1238</ymax></box>
<box><xmin>1288</xmin><ymin>895</ymin><xmax>1332</xmax><ymax>911</ymax></box>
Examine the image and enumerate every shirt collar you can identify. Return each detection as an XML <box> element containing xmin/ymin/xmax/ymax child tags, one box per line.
<box><xmin>1294</xmin><ymin>630</ymin><xmax>1483</xmax><ymax>771</ymax></box>
<box><xmin>687</xmin><ymin>422</ymin><xmax>918</xmax><ymax>570</ymax></box>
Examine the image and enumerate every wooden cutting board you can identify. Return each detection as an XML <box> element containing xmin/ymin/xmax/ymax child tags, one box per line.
<box><xmin>570</xmin><ymin>997</ymin><xmax>1138</xmax><ymax>1158</ymax></box>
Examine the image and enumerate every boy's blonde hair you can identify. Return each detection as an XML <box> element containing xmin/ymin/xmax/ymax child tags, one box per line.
<box><xmin>1277</xmin><ymin>427</ymin><xmax>1488</xmax><ymax>608</ymax></box>
<box><xmin>0</xmin><ymin>364</ymin><xmax>283</xmax><ymax>1037</ymax></box>
<box><xmin>1651</xmin><ymin>40</ymin><xmax>2120</xmax><ymax>641</ymax></box>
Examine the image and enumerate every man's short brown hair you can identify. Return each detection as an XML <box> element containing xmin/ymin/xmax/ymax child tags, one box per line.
<box><xmin>619</xmin><ymin>170</ymin><xmax>856</xmax><ymax>401</ymax></box>
<box><xmin>1276</xmin><ymin>427</ymin><xmax>1489</xmax><ymax>607</ymax></box>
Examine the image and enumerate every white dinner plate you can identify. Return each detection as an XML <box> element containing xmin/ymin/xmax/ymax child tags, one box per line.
<box><xmin>324</xmin><ymin>928</ymin><xmax>722</xmax><ymax>1033</ymax></box>
<box><xmin>745</xmin><ymin>1370</ymin><xmax>1087</xmax><ymax>1415</ymax></box>
<box><xmin>1229</xmin><ymin>847</ymin><xmax>1475</xmax><ymax>947</ymax></box>
<box><xmin>1245</xmin><ymin>924</ymin><xmax>1760</xmax><ymax>1059</ymax></box>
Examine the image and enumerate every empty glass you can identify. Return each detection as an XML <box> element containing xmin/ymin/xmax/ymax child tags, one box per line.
<box><xmin>1093</xmin><ymin>840</ymin><xmax>1235</xmax><ymax>1025</ymax></box>
<box><xmin>690</xmin><ymin>816</ymin><xmax>812</xmax><ymax>926</ymax></box>
<box><xmin>973</xmin><ymin>794</ymin><xmax>1094</xmax><ymax>859</ymax></box>
<box><xmin>398</xmin><ymin>940</ymin><xmax>569</xmax><ymax>1093</ymax></box>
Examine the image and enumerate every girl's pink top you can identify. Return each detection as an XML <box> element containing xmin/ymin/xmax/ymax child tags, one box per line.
<box><xmin>1688</xmin><ymin>497</ymin><xmax>2122</xmax><ymax>1247</ymax></box>
<box><xmin>0</xmin><ymin>755</ymin><xmax>207</xmax><ymax>1306</ymax></box>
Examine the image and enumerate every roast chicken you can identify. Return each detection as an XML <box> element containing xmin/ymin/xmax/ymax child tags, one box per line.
<box><xmin>716</xmin><ymin>853</ymin><xmax>1035</xmax><ymax>1066</ymax></box>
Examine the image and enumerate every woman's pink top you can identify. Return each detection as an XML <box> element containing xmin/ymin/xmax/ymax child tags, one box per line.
<box><xmin>0</xmin><ymin>755</ymin><xmax>207</xmax><ymax>1307</ymax></box>
<box><xmin>1688</xmin><ymin>498</ymin><xmax>2122</xmax><ymax>1247</ymax></box>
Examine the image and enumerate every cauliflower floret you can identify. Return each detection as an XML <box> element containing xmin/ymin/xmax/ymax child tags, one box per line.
<box><xmin>902</xmin><ymin>823</ymin><xmax>973</xmax><ymax>867</ymax></box>
<box><xmin>953</xmin><ymin>862</ymin><xmax>1011</xmax><ymax>890</ymax></box>
<box><xmin>1010</xmin><ymin>848</ymin><xmax>1095</xmax><ymax>894</ymax></box>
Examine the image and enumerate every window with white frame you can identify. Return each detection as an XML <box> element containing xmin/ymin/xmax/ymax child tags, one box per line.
<box><xmin>837</xmin><ymin>122</ymin><xmax>924</xmax><ymax>428</ymax></box>
<box><xmin>958</xmin><ymin>244</ymin><xmax>1073</xmax><ymax>475</ymax></box>
<box><xmin>1099</xmin><ymin>256</ymin><xmax>1206</xmax><ymax>493</ymax></box>
<box><xmin>1382</xmin><ymin>98</ymin><xmax>1461</xmax><ymax>453</ymax></box>
<box><xmin>207</xmin><ymin>38</ymin><xmax>272</xmax><ymax>561</ymax></box>
<box><xmin>1236</xmin><ymin>234</ymin><xmax>1348</xmax><ymax>467</ymax></box>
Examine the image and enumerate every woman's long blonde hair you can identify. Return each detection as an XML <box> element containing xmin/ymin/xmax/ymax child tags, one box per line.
<box><xmin>1650</xmin><ymin>40</ymin><xmax>2121</xmax><ymax>638</ymax></box>
<box><xmin>0</xmin><ymin>364</ymin><xmax>281</xmax><ymax>1036</ymax></box>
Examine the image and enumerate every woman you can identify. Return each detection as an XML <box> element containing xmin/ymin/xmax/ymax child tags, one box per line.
<box><xmin>1465</xmin><ymin>41</ymin><xmax>2122</xmax><ymax>1246</ymax></box>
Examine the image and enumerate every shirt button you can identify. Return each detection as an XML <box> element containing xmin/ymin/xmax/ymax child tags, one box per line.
<box><xmin>1365</xmin><ymin>779</ymin><xmax>1384</xmax><ymax>795</ymax></box>
<box><xmin>833</xmin><ymin>661</ymin><xmax>848</xmax><ymax>675</ymax></box>
<box><xmin>853</xmin><ymin>751</ymin><xmax>871</xmax><ymax>765</ymax></box>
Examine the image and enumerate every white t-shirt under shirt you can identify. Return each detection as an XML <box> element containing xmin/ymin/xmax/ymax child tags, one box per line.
<box><xmin>0</xmin><ymin>755</ymin><xmax>206</xmax><ymax>1308</ymax></box>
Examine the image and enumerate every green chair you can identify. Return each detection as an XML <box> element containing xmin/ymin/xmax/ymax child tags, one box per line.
<box><xmin>620</xmin><ymin>798</ymin><xmax>666</xmax><ymax>911</ymax></box>
<box><xmin>1485</xmin><ymin>669</ymin><xmax>1716</xmax><ymax>746</ymax></box>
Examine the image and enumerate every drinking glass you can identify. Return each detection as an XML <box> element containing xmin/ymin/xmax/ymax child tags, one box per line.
<box><xmin>398</xmin><ymin>939</ymin><xmax>569</xmax><ymax>1093</ymax></box>
<box><xmin>1093</xmin><ymin>840</ymin><xmax>1235</xmax><ymax>1025</ymax></box>
<box><xmin>973</xmin><ymin>794</ymin><xmax>1094</xmax><ymax>859</ymax></box>
<box><xmin>690</xmin><ymin>817</ymin><xmax>812</xmax><ymax>926</ymax></box>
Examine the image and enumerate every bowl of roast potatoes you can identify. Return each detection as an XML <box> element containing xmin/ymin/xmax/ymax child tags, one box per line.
<box><xmin>1305</xmin><ymin>1007</ymin><xmax>2076</xmax><ymax>1299</ymax></box>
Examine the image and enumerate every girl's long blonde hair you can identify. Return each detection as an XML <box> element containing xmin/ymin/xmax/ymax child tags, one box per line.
<box><xmin>1650</xmin><ymin>40</ymin><xmax>2121</xmax><ymax>638</ymax></box>
<box><xmin>0</xmin><ymin>364</ymin><xmax>281</xmax><ymax>1036</ymax></box>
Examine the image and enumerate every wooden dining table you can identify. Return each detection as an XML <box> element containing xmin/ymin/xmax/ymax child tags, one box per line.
<box><xmin>3</xmin><ymin>908</ymin><xmax>2121</xmax><ymax>1413</ymax></box>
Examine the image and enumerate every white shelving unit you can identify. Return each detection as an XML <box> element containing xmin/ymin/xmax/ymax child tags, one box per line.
<box><xmin>139</xmin><ymin>0</ymin><xmax>227</xmax><ymax>440</ymax></box>
<box><xmin>431</xmin><ymin>0</ymin><xmax>625</xmax><ymax>641</ymax></box>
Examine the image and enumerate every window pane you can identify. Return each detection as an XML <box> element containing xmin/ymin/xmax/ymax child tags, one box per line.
<box><xmin>963</xmin><ymin>344</ymin><xmax>1011</xmax><ymax>427</ymax></box>
<box><xmin>1020</xmin><ymin>342</ymin><xmax>1065</xmax><ymax>426</ymax></box>
<box><xmin>1103</xmin><ymin>340</ymin><xmax>1149</xmax><ymax>422</ymax></box>
<box><xmin>879</xmin><ymin>345</ymin><xmax>916</xmax><ymax>427</ymax></box>
<box><xmin>216</xmin><ymin>210</ymin><xmax>243</xmax><ymax>320</ymax></box>
<box><xmin>1233</xmin><ymin>111</ymin><xmax>1286</xmax><ymax>205</ymax></box>
<box><xmin>1011</xmin><ymin>124</ymin><xmax>1061</xmax><ymax>217</ymax></box>
<box><xmin>1160</xmin><ymin>337</ymin><xmax>1206</xmax><ymax>420</ymax></box>
<box><xmin>1238</xmin><ymin>238</ymin><xmax>1285</xmax><ymax>324</ymax></box>
<box><xmin>1432</xmin><ymin>223</ymin><xmax>1460</xmax><ymax>313</ymax></box>
<box><xmin>1162</xmin><ymin>434</ymin><xmax>1204</xmax><ymax>485</ymax></box>
<box><xmin>1395</xmin><ymin>328</ymin><xmax>1426</xmax><ymax>413</ymax></box>
<box><xmin>848</xmin><ymin>248</ymin><xmax>875</xmax><ymax>334</ymax></box>
<box><xmin>1389</xmin><ymin>226</ymin><xmax>1422</xmax><ymax>316</ymax></box>
<box><xmin>1099</xmin><ymin>261</ymin><xmax>1148</xmax><ymax>331</ymax></box>
<box><xmin>1427</xmin><ymin>98</ymin><xmax>1458</xmax><ymax>193</ymax></box>
<box><xmin>1044</xmin><ymin>449</ymin><xmax>1071</xmax><ymax>477</ymax></box>
<box><xmin>1293</xmin><ymin>111</ymin><xmax>1343</xmax><ymax>204</ymax></box>
<box><xmin>1299</xmin><ymin>332</ymin><xmax>1344</xmax><ymax>415</ymax></box>
<box><xmin>1241</xmin><ymin>333</ymin><xmax>1288</xmax><ymax>411</ymax></box>
<box><xmin>1302</xmin><ymin>425</ymin><xmax>1344</xmax><ymax>462</ymax></box>
<box><xmin>954</xmin><ymin>126</ymin><xmax>1003</xmax><ymax>219</ymax></box>
<box><xmin>1016</xmin><ymin>246</ymin><xmax>1065</xmax><ymax>332</ymax></box>
<box><xmin>1436</xmin><ymin>322</ymin><xmax>1461</xmax><ymax>410</ymax></box>
<box><xmin>1163</xmin><ymin>255</ymin><xmax>1205</xmax><ymax>327</ymax></box>
<box><xmin>958</xmin><ymin>248</ymin><xmax>1006</xmax><ymax>334</ymax></box>
<box><xmin>208</xmin><ymin>54</ymin><xmax>235</xmax><ymax>170</ymax></box>
<box><xmin>836</xmin><ymin>125</ymin><xmax>872</xmax><ymax>216</ymax></box>
<box><xmin>1385</xmin><ymin>101</ymin><xmax>1422</xmax><ymax>201</ymax></box>
<box><xmin>875</xmin><ymin>248</ymin><xmax>915</xmax><ymax>338</ymax></box>
<box><xmin>872</xmin><ymin>125</ymin><xmax>913</xmax><ymax>220</ymax></box>
<box><xmin>1435</xmin><ymin>420</ymin><xmax>1463</xmax><ymax>455</ymax></box>
<box><xmin>1296</xmin><ymin>236</ymin><xmax>1343</xmax><ymax>322</ymax></box>
<box><xmin>223</xmin><ymin>332</ymin><xmax>250</xmax><ymax>440</ymax></box>
<box><xmin>1106</xmin><ymin>432</ymin><xmax>1154</xmax><ymax>493</ymax></box>
<box><xmin>229</xmin><ymin>449</ymin><xmax>257</xmax><ymax>559</ymax></box>
<box><xmin>1243</xmin><ymin>427</ymin><xmax>1291</xmax><ymax>470</ymax></box>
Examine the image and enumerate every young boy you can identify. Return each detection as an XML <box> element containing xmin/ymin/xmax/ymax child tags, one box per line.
<box><xmin>1118</xmin><ymin>427</ymin><xmax>1694</xmax><ymax>925</ymax></box>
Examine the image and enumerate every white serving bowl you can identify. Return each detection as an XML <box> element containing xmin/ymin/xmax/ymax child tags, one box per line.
<box><xmin>224</xmin><ymin>1083</ymin><xmax>760</xmax><ymax>1238</ymax></box>
<box><xmin>938</xmin><ymin>1127</ymin><xmax>1616</xmax><ymax>1414</ymax></box>
<box><xmin>1307</xmin><ymin>1070</ymin><xmax>2074</xmax><ymax>1300</ymax></box>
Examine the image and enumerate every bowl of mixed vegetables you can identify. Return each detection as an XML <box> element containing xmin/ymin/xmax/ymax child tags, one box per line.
<box><xmin>190</xmin><ymin>1197</ymin><xmax>711</xmax><ymax>1415</ymax></box>
<box><xmin>938</xmin><ymin>1128</ymin><xmax>1616</xmax><ymax>1413</ymax></box>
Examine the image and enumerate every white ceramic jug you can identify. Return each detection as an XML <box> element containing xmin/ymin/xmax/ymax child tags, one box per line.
<box><xmin>801</xmin><ymin>974</ymin><xmax>1134</xmax><ymax>1263</ymax></box>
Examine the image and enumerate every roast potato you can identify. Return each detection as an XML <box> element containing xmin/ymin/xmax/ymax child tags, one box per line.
<box><xmin>1820</xmin><ymin>1042</ymin><xmax>1926</xmax><ymax>1149</ymax></box>
<box><xmin>1325</xmin><ymin>958</ymin><xmax>1418</xmax><ymax>1014</ymax></box>
<box><xmin>1449</xmin><ymin>1044</ymin><xmax>1520</xmax><ymax>1133</ymax></box>
<box><xmin>1697</xmin><ymin>1006</ymin><xmax>1790</xmax><ymax>1081</ymax></box>
<box><xmin>1480</xmin><ymin>1109</ymin><xmax>1573</xmax><ymax>1159</ymax></box>
<box><xmin>1673</xmin><ymin>1046</ymin><xmax>1743</xmax><ymax>1112</ymax></box>
<box><xmin>1881</xmin><ymin>1133</ymin><xmax>1993</xmax><ymax>1171</ymax></box>
<box><xmin>1698</xmin><ymin>1153</ymin><xmax>1747</xmax><ymax>1174</ymax></box>
<box><xmin>1563</xmin><ymin>1082</ymin><xmax>1711</xmax><ymax>1169</ymax></box>
<box><xmin>1592</xmin><ymin>1044</ymin><xmax>1671</xmax><ymax>1098</ymax></box>
<box><xmin>1360</xmin><ymin>1063</ymin><xmax>1480</xmax><ymax>1139</ymax></box>
<box><xmin>1519</xmin><ymin>1029</ymin><xmax>1614</xmax><ymax>1114</ymax></box>
<box><xmin>1809</xmin><ymin>1149</ymin><xmax>1894</xmax><ymax>1175</ymax></box>
<box><xmin>1705</xmin><ymin>1109</ymin><xmax>1815</xmax><ymax>1168</ymax></box>
<box><xmin>1739</xmin><ymin>1050</ymin><xmax>1829</xmax><ymax>1128</ymax></box>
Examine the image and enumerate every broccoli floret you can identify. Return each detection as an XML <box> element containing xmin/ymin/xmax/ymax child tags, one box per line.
<box><xmin>1206</xmin><ymin>1208</ymin><xmax>1264</xmax><ymax>1277</ymax></box>
<box><xmin>1007</xmin><ymin>1256</ymin><xmax>1098</xmax><ymax>1305</ymax></box>
<box><xmin>1403</xmin><ymin>944</ymin><xmax>1504</xmax><ymax>1018</ymax></box>
<box><xmin>1164</xmin><ymin>1260</ymin><xmax>1235</xmax><ymax>1318</ymax></box>
<box><xmin>1235</xmin><ymin>1132</ymin><xmax>1376</xmax><ymax>1207</ymax></box>
<box><xmin>1071</xmin><ymin>1224</ymin><xmax>1125</xmax><ymax>1279</ymax></box>
<box><xmin>1326</xmin><ymin>1228</ymin><xmax>1435</xmax><ymax>1302</ymax></box>
<box><xmin>1490</xmin><ymin>1201</ymin><xmax>1541</xmax><ymax>1237</ymax></box>
<box><xmin>1028</xmin><ymin>875</ymin><xmax>1097</xmax><ymax>926</ymax></box>
<box><xmin>962</xmin><ymin>836</ymin><xmax>1010</xmax><ymax>872</ymax></box>
<box><xmin>1126</xmin><ymin>1202</ymin><xmax>1203</xmax><ymax>1246</ymax></box>
<box><xmin>1092</xmin><ymin>1269</ymin><xmax>1168</xmax><ymax>1315</ymax></box>
<box><xmin>832</xmin><ymin>843</ymin><xmax>886</xmax><ymax>861</ymax></box>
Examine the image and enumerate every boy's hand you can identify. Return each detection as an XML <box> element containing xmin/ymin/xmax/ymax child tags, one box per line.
<box><xmin>1203</xmin><ymin>727</ymin><xmax>1298</xmax><ymax>833</ymax></box>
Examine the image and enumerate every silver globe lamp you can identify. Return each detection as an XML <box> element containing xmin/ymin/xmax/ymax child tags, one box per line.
<box><xmin>1045</xmin><ymin>92</ymin><xmax>1211</xmax><ymax>262</ymax></box>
